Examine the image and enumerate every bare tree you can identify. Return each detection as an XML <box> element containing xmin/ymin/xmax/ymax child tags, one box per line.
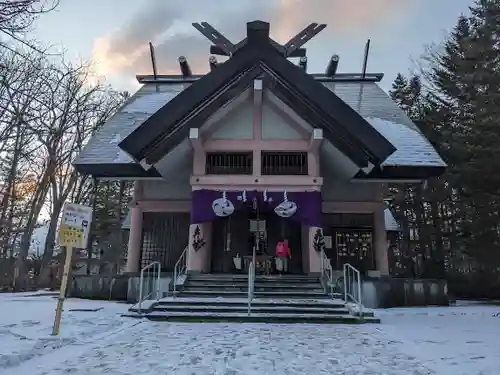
<box><xmin>0</xmin><ymin>0</ymin><xmax>59</xmax><ymax>54</ymax></box>
<box><xmin>35</xmin><ymin>64</ymin><xmax>125</xmax><ymax>285</ymax></box>
<box><xmin>0</xmin><ymin>49</ymin><xmax>46</xmax><ymax>263</ymax></box>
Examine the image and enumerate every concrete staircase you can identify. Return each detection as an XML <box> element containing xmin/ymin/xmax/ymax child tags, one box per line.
<box><xmin>127</xmin><ymin>274</ymin><xmax>380</xmax><ymax>324</ymax></box>
<box><xmin>179</xmin><ymin>274</ymin><xmax>336</xmax><ymax>299</ymax></box>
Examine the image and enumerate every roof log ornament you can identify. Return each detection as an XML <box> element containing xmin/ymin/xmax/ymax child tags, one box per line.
<box><xmin>209</xmin><ymin>56</ymin><xmax>218</xmax><ymax>71</ymax></box>
<box><xmin>178</xmin><ymin>56</ymin><xmax>192</xmax><ymax>77</ymax></box>
<box><xmin>325</xmin><ymin>55</ymin><xmax>340</xmax><ymax>76</ymax></box>
<box><xmin>299</xmin><ymin>56</ymin><xmax>308</xmax><ymax>71</ymax></box>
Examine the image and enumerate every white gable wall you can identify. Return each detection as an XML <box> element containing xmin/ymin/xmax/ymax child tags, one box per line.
<box><xmin>142</xmin><ymin>87</ymin><xmax>382</xmax><ymax>201</ymax></box>
<box><xmin>209</xmin><ymin>100</ymin><xmax>254</xmax><ymax>140</ymax></box>
<box><xmin>261</xmin><ymin>103</ymin><xmax>306</xmax><ymax>140</ymax></box>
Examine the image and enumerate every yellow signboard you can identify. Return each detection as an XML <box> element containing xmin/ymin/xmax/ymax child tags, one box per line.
<box><xmin>58</xmin><ymin>202</ymin><xmax>93</xmax><ymax>249</ymax></box>
<box><xmin>53</xmin><ymin>202</ymin><xmax>93</xmax><ymax>336</ymax></box>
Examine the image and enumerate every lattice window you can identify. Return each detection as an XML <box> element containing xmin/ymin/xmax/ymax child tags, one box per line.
<box><xmin>261</xmin><ymin>152</ymin><xmax>308</xmax><ymax>175</ymax></box>
<box><xmin>140</xmin><ymin>212</ymin><xmax>190</xmax><ymax>271</ymax></box>
<box><xmin>205</xmin><ymin>152</ymin><xmax>253</xmax><ymax>175</ymax></box>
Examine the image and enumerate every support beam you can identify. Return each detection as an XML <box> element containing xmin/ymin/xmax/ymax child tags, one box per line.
<box><xmin>253</xmin><ymin>79</ymin><xmax>263</xmax><ymax>175</ymax></box>
<box><xmin>309</xmin><ymin>128</ymin><xmax>323</xmax><ymax>152</ymax></box>
<box><xmin>189</xmin><ymin>128</ymin><xmax>203</xmax><ymax>152</ymax></box>
<box><xmin>253</xmin><ymin>79</ymin><xmax>263</xmax><ymax>140</ymax></box>
<box><xmin>190</xmin><ymin>128</ymin><xmax>205</xmax><ymax>175</ymax></box>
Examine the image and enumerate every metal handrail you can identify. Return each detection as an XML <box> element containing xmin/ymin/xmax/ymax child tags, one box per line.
<box><xmin>173</xmin><ymin>246</ymin><xmax>188</xmax><ymax>298</ymax></box>
<box><xmin>247</xmin><ymin>261</ymin><xmax>255</xmax><ymax>316</ymax></box>
<box><xmin>138</xmin><ymin>261</ymin><xmax>161</xmax><ymax>313</ymax></box>
<box><xmin>343</xmin><ymin>263</ymin><xmax>363</xmax><ymax>317</ymax></box>
<box><xmin>320</xmin><ymin>250</ymin><xmax>334</xmax><ymax>296</ymax></box>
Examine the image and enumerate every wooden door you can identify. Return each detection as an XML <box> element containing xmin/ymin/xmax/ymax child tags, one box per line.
<box><xmin>211</xmin><ymin>210</ymin><xmax>249</xmax><ymax>273</ymax></box>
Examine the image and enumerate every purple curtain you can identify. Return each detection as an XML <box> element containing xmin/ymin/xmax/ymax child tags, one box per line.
<box><xmin>190</xmin><ymin>189</ymin><xmax>322</xmax><ymax>227</ymax></box>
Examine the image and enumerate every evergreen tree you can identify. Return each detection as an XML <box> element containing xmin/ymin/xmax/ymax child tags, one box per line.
<box><xmin>426</xmin><ymin>0</ymin><xmax>500</xmax><ymax>287</ymax></box>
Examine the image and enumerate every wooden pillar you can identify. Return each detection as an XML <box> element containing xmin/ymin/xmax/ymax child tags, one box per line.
<box><xmin>374</xmin><ymin>206</ymin><xmax>389</xmax><ymax>275</ymax></box>
<box><xmin>308</xmin><ymin>226</ymin><xmax>323</xmax><ymax>275</ymax></box>
<box><xmin>187</xmin><ymin>223</ymin><xmax>211</xmax><ymax>273</ymax></box>
<box><xmin>125</xmin><ymin>182</ymin><xmax>143</xmax><ymax>273</ymax></box>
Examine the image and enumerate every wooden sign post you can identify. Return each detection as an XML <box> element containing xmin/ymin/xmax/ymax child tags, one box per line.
<box><xmin>51</xmin><ymin>202</ymin><xmax>93</xmax><ymax>336</ymax></box>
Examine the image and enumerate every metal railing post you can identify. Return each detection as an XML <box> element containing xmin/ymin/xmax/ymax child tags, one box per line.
<box><xmin>138</xmin><ymin>269</ymin><xmax>144</xmax><ymax>313</ymax></box>
<box><xmin>137</xmin><ymin>261</ymin><xmax>161</xmax><ymax>314</ymax></box>
<box><xmin>247</xmin><ymin>261</ymin><xmax>255</xmax><ymax>316</ymax></box>
<box><xmin>156</xmin><ymin>263</ymin><xmax>161</xmax><ymax>300</ymax></box>
<box><xmin>173</xmin><ymin>246</ymin><xmax>188</xmax><ymax>299</ymax></box>
<box><xmin>343</xmin><ymin>264</ymin><xmax>347</xmax><ymax>302</ymax></box>
<box><xmin>343</xmin><ymin>263</ymin><xmax>363</xmax><ymax>318</ymax></box>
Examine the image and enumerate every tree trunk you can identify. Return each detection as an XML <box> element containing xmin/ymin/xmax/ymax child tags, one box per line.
<box><xmin>37</xmin><ymin>200</ymin><xmax>63</xmax><ymax>287</ymax></box>
<box><xmin>13</xmin><ymin>166</ymin><xmax>52</xmax><ymax>291</ymax></box>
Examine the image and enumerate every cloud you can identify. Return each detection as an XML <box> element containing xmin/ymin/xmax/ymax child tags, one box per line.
<box><xmin>92</xmin><ymin>0</ymin><xmax>414</xmax><ymax>79</ymax></box>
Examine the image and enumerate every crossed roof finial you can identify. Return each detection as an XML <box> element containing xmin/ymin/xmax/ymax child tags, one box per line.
<box><xmin>192</xmin><ymin>20</ymin><xmax>327</xmax><ymax>58</ymax></box>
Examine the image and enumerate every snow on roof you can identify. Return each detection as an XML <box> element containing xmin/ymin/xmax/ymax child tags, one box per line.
<box><xmin>75</xmin><ymin>80</ymin><xmax>444</xmax><ymax>170</ymax></box>
<box><xmin>367</xmin><ymin>118</ymin><xmax>446</xmax><ymax>167</ymax></box>
<box><xmin>75</xmin><ymin>84</ymin><xmax>182</xmax><ymax>166</ymax></box>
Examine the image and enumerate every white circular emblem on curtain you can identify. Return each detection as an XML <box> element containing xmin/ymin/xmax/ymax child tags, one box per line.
<box><xmin>212</xmin><ymin>198</ymin><xmax>235</xmax><ymax>217</ymax></box>
<box><xmin>274</xmin><ymin>201</ymin><xmax>297</xmax><ymax>218</ymax></box>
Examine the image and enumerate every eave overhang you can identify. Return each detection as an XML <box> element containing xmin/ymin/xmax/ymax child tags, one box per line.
<box><xmin>354</xmin><ymin>165</ymin><xmax>446</xmax><ymax>180</ymax></box>
<box><xmin>74</xmin><ymin>163</ymin><xmax>162</xmax><ymax>179</ymax></box>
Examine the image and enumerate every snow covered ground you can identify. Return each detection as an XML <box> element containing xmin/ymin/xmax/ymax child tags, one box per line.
<box><xmin>0</xmin><ymin>293</ymin><xmax>499</xmax><ymax>375</ymax></box>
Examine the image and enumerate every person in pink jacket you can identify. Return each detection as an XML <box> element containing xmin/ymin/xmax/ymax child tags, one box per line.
<box><xmin>275</xmin><ymin>238</ymin><xmax>291</xmax><ymax>275</ymax></box>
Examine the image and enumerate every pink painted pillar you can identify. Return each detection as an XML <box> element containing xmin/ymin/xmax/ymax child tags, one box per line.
<box><xmin>125</xmin><ymin>206</ymin><xmax>142</xmax><ymax>273</ymax></box>
<box><xmin>126</xmin><ymin>182</ymin><xmax>143</xmax><ymax>273</ymax></box>
<box><xmin>374</xmin><ymin>207</ymin><xmax>390</xmax><ymax>275</ymax></box>
<box><xmin>308</xmin><ymin>226</ymin><xmax>323</xmax><ymax>275</ymax></box>
<box><xmin>187</xmin><ymin>223</ymin><xmax>212</xmax><ymax>273</ymax></box>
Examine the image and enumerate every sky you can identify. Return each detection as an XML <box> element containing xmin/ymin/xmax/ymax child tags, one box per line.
<box><xmin>34</xmin><ymin>0</ymin><xmax>474</xmax><ymax>93</ymax></box>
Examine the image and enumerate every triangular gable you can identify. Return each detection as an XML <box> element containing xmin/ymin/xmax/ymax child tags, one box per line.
<box><xmin>119</xmin><ymin>21</ymin><xmax>396</xmax><ymax>168</ymax></box>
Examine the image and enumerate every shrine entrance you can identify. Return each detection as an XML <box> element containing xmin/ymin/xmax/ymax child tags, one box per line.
<box><xmin>210</xmin><ymin>207</ymin><xmax>303</xmax><ymax>274</ymax></box>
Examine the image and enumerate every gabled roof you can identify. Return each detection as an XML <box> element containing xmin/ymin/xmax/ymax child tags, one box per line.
<box><xmin>74</xmin><ymin>79</ymin><xmax>446</xmax><ymax>179</ymax></box>
<box><xmin>74</xmin><ymin>21</ymin><xmax>446</xmax><ymax>180</ymax></box>
<box><xmin>118</xmin><ymin>21</ymin><xmax>396</xmax><ymax>169</ymax></box>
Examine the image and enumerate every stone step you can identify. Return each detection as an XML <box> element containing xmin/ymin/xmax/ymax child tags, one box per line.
<box><xmin>189</xmin><ymin>275</ymin><xmax>320</xmax><ymax>282</ymax></box>
<box><xmin>143</xmin><ymin>311</ymin><xmax>381</xmax><ymax>324</ymax></box>
<box><xmin>186</xmin><ymin>281</ymin><xmax>323</xmax><ymax>288</ymax></box>
<box><xmin>152</xmin><ymin>304</ymin><xmax>355</xmax><ymax>315</ymax></box>
<box><xmin>155</xmin><ymin>297</ymin><xmax>347</xmax><ymax>308</ymax></box>
<box><xmin>177</xmin><ymin>290</ymin><xmax>331</xmax><ymax>299</ymax></box>
<box><xmin>182</xmin><ymin>284</ymin><xmax>325</xmax><ymax>292</ymax></box>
